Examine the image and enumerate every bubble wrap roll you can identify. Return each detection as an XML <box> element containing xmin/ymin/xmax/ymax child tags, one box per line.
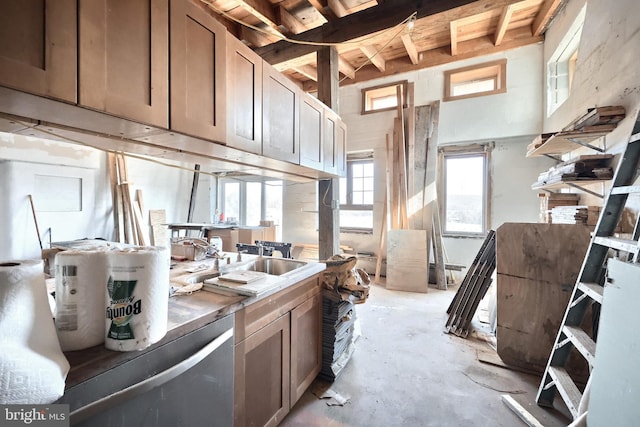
<box><xmin>105</xmin><ymin>247</ymin><xmax>170</xmax><ymax>352</ymax></box>
<box><xmin>0</xmin><ymin>260</ymin><xmax>70</xmax><ymax>404</ymax></box>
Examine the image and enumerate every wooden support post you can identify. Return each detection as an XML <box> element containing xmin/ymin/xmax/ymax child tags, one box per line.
<box><xmin>318</xmin><ymin>179</ymin><xmax>340</xmax><ymax>260</ymax></box>
<box><xmin>317</xmin><ymin>46</ymin><xmax>341</xmax><ymax>260</ymax></box>
<box><xmin>432</xmin><ymin>199</ymin><xmax>446</xmax><ymax>290</ymax></box>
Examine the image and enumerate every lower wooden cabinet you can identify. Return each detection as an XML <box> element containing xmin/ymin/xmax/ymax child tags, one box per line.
<box><xmin>290</xmin><ymin>292</ymin><xmax>322</xmax><ymax>405</ymax></box>
<box><xmin>234</xmin><ymin>275</ymin><xmax>322</xmax><ymax>427</ymax></box>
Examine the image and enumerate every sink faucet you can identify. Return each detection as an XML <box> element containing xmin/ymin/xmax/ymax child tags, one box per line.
<box><xmin>237</xmin><ymin>249</ymin><xmax>248</xmax><ymax>262</ymax></box>
<box><xmin>257</xmin><ymin>242</ymin><xmax>264</xmax><ymax>258</ymax></box>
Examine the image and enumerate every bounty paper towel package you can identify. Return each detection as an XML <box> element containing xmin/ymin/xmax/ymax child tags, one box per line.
<box><xmin>0</xmin><ymin>260</ymin><xmax>69</xmax><ymax>404</ymax></box>
<box><xmin>55</xmin><ymin>249</ymin><xmax>109</xmax><ymax>351</ymax></box>
<box><xmin>105</xmin><ymin>247</ymin><xmax>170</xmax><ymax>352</ymax></box>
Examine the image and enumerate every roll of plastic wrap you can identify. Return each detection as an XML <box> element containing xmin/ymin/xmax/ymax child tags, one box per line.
<box><xmin>54</xmin><ymin>249</ymin><xmax>109</xmax><ymax>351</ymax></box>
<box><xmin>105</xmin><ymin>247</ymin><xmax>170</xmax><ymax>352</ymax></box>
<box><xmin>0</xmin><ymin>259</ymin><xmax>70</xmax><ymax>404</ymax></box>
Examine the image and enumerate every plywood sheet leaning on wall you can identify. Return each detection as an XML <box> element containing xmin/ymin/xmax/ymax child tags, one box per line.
<box><xmin>386</xmin><ymin>229</ymin><xmax>428</xmax><ymax>293</ymax></box>
<box><xmin>496</xmin><ymin>222</ymin><xmax>591</xmax><ymax>379</ymax></box>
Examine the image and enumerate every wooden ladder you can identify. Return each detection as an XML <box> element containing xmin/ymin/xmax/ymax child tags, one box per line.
<box><xmin>536</xmin><ymin>113</ymin><xmax>640</xmax><ymax>418</ymax></box>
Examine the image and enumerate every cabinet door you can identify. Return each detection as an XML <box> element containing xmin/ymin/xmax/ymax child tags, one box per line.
<box><xmin>0</xmin><ymin>0</ymin><xmax>76</xmax><ymax>102</ymax></box>
<box><xmin>235</xmin><ymin>314</ymin><xmax>291</xmax><ymax>427</ymax></box>
<box><xmin>290</xmin><ymin>292</ymin><xmax>322</xmax><ymax>406</ymax></box>
<box><xmin>263</xmin><ymin>64</ymin><xmax>300</xmax><ymax>163</ymax></box>
<box><xmin>79</xmin><ymin>0</ymin><xmax>169</xmax><ymax>128</ymax></box>
<box><xmin>299</xmin><ymin>94</ymin><xmax>324</xmax><ymax>170</ymax></box>
<box><xmin>336</xmin><ymin>119</ymin><xmax>348</xmax><ymax>177</ymax></box>
<box><xmin>323</xmin><ymin>108</ymin><xmax>339</xmax><ymax>174</ymax></box>
<box><xmin>227</xmin><ymin>36</ymin><xmax>262</xmax><ymax>153</ymax></box>
<box><xmin>170</xmin><ymin>0</ymin><xmax>226</xmax><ymax>143</ymax></box>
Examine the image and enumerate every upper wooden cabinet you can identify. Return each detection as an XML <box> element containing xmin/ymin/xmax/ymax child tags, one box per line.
<box><xmin>170</xmin><ymin>0</ymin><xmax>226</xmax><ymax>143</ymax></box>
<box><xmin>336</xmin><ymin>119</ymin><xmax>347</xmax><ymax>177</ymax></box>
<box><xmin>0</xmin><ymin>0</ymin><xmax>77</xmax><ymax>103</ymax></box>
<box><xmin>323</xmin><ymin>108</ymin><xmax>339</xmax><ymax>175</ymax></box>
<box><xmin>226</xmin><ymin>36</ymin><xmax>262</xmax><ymax>154</ymax></box>
<box><xmin>263</xmin><ymin>64</ymin><xmax>300</xmax><ymax>164</ymax></box>
<box><xmin>322</xmin><ymin>108</ymin><xmax>347</xmax><ymax>177</ymax></box>
<box><xmin>78</xmin><ymin>0</ymin><xmax>169</xmax><ymax>128</ymax></box>
<box><xmin>299</xmin><ymin>94</ymin><xmax>324</xmax><ymax>170</ymax></box>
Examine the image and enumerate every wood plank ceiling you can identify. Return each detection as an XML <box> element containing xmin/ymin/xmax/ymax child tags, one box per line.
<box><xmin>199</xmin><ymin>0</ymin><xmax>564</xmax><ymax>91</ymax></box>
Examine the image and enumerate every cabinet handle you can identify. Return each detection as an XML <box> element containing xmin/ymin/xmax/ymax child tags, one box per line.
<box><xmin>70</xmin><ymin>328</ymin><xmax>234</xmax><ymax>425</ymax></box>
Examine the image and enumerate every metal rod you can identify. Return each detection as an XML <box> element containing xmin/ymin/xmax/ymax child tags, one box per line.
<box><xmin>28</xmin><ymin>194</ymin><xmax>43</xmax><ymax>250</ymax></box>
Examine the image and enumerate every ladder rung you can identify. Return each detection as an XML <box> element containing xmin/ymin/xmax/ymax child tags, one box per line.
<box><xmin>611</xmin><ymin>185</ymin><xmax>640</xmax><ymax>195</ymax></box>
<box><xmin>563</xmin><ymin>325</ymin><xmax>596</xmax><ymax>366</ymax></box>
<box><xmin>577</xmin><ymin>281</ymin><xmax>604</xmax><ymax>304</ymax></box>
<box><xmin>548</xmin><ymin>367</ymin><xmax>582</xmax><ymax>418</ymax></box>
<box><xmin>594</xmin><ymin>236</ymin><xmax>639</xmax><ymax>253</ymax></box>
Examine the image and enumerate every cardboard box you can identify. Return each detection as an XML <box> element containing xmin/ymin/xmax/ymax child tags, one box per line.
<box><xmin>206</xmin><ymin>228</ymin><xmax>238</xmax><ymax>253</ymax></box>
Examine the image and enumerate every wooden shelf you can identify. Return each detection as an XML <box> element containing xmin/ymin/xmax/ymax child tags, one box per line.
<box><xmin>532</xmin><ymin>179</ymin><xmax>610</xmax><ymax>198</ymax></box>
<box><xmin>527</xmin><ymin>129</ymin><xmax>611</xmax><ymax>157</ymax></box>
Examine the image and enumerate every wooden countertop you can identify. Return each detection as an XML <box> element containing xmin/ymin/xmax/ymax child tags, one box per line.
<box><xmin>63</xmin><ymin>254</ymin><xmax>325</xmax><ymax>389</ymax></box>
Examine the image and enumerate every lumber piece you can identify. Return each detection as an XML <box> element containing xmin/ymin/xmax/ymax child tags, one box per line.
<box><xmin>501</xmin><ymin>395</ymin><xmax>545</xmax><ymax>427</ymax></box>
<box><xmin>431</xmin><ymin>199</ymin><xmax>446</xmax><ymax>290</ymax></box>
<box><xmin>386</xmin><ymin>229</ymin><xmax>428</xmax><ymax>293</ymax></box>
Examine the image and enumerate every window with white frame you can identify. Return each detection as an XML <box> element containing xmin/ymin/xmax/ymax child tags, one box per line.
<box><xmin>547</xmin><ymin>4</ymin><xmax>586</xmax><ymax>116</ymax></box>
<box><xmin>440</xmin><ymin>147</ymin><xmax>490</xmax><ymax>235</ymax></box>
<box><xmin>339</xmin><ymin>157</ymin><xmax>374</xmax><ymax>232</ymax></box>
<box><xmin>219</xmin><ymin>179</ymin><xmax>283</xmax><ymax>239</ymax></box>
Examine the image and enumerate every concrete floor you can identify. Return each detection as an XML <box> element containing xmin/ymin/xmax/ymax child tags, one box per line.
<box><xmin>282</xmin><ymin>281</ymin><xmax>571</xmax><ymax>427</ymax></box>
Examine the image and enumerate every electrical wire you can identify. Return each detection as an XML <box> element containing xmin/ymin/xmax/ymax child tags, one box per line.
<box><xmin>199</xmin><ymin>0</ymin><xmax>416</xmax><ymax>83</ymax></box>
<box><xmin>200</xmin><ymin>0</ymin><xmax>416</xmax><ymax>48</ymax></box>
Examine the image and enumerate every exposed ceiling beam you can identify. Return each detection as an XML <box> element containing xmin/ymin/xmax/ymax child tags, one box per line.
<box><xmin>255</xmin><ymin>0</ymin><xmax>482</xmax><ymax>64</ymax></box>
<box><xmin>328</xmin><ymin>0</ymin><xmax>348</xmax><ymax>18</ymax></box>
<box><xmin>292</xmin><ymin>65</ymin><xmax>319</xmax><ymax>81</ymax></box>
<box><xmin>401</xmin><ymin>34</ymin><xmax>419</xmax><ymax>65</ymax></box>
<box><xmin>360</xmin><ymin>45</ymin><xmax>386</xmax><ymax>71</ymax></box>
<box><xmin>450</xmin><ymin>21</ymin><xmax>458</xmax><ymax>56</ymax></box>
<box><xmin>338</xmin><ymin>57</ymin><xmax>356</xmax><ymax>79</ymax></box>
<box><xmin>230</xmin><ymin>0</ymin><xmax>283</xmax><ymax>37</ymax></box>
<box><xmin>303</xmin><ymin>26</ymin><xmax>542</xmax><ymax>90</ymax></box>
<box><xmin>307</xmin><ymin>0</ymin><xmax>337</xmax><ymax>20</ymax></box>
<box><xmin>277</xmin><ymin>6</ymin><xmax>307</xmax><ymax>34</ymax></box>
<box><xmin>494</xmin><ymin>4</ymin><xmax>514</xmax><ymax>45</ymax></box>
<box><xmin>240</xmin><ymin>25</ymin><xmax>278</xmax><ymax>47</ymax></box>
<box><xmin>532</xmin><ymin>0</ymin><xmax>563</xmax><ymax>36</ymax></box>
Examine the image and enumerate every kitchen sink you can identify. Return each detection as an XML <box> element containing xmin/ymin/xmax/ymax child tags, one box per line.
<box><xmin>235</xmin><ymin>257</ymin><xmax>306</xmax><ymax>276</ymax></box>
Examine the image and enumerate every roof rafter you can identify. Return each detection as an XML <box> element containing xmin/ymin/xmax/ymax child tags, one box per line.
<box><xmin>532</xmin><ymin>0</ymin><xmax>563</xmax><ymax>36</ymax></box>
<box><xmin>360</xmin><ymin>45</ymin><xmax>386</xmax><ymax>71</ymax></box>
<box><xmin>401</xmin><ymin>34</ymin><xmax>419</xmax><ymax>64</ymax></box>
<box><xmin>494</xmin><ymin>4</ymin><xmax>514</xmax><ymax>45</ymax></box>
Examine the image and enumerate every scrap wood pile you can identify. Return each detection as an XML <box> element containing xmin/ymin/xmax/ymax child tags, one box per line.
<box><xmin>319</xmin><ymin>254</ymin><xmax>370</xmax><ymax>381</ymax></box>
<box><xmin>527</xmin><ymin>106</ymin><xmax>626</xmax><ymax>155</ymax></box>
<box><xmin>538</xmin><ymin>193</ymin><xmax>580</xmax><ymax>223</ymax></box>
<box><xmin>550</xmin><ymin>205</ymin><xmax>601</xmax><ymax>226</ymax></box>
<box><xmin>533</xmin><ymin>154</ymin><xmax>613</xmax><ymax>187</ymax></box>
<box><xmin>322</xmin><ymin>255</ymin><xmax>370</xmax><ymax>304</ymax></box>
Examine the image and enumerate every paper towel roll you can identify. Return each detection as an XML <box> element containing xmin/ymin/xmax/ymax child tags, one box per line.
<box><xmin>105</xmin><ymin>247</ymin><xmax>169</xmax><ymax>352</ymax></box>
<box><xmin>54</xmin><ymin>250</ymin><xmax>109</xmax><ymax>351</ymax></box>
<box><xmin>0</xmin><ymin>260</ymin><xmax>70</xmax><ymax>404</ymax></box>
